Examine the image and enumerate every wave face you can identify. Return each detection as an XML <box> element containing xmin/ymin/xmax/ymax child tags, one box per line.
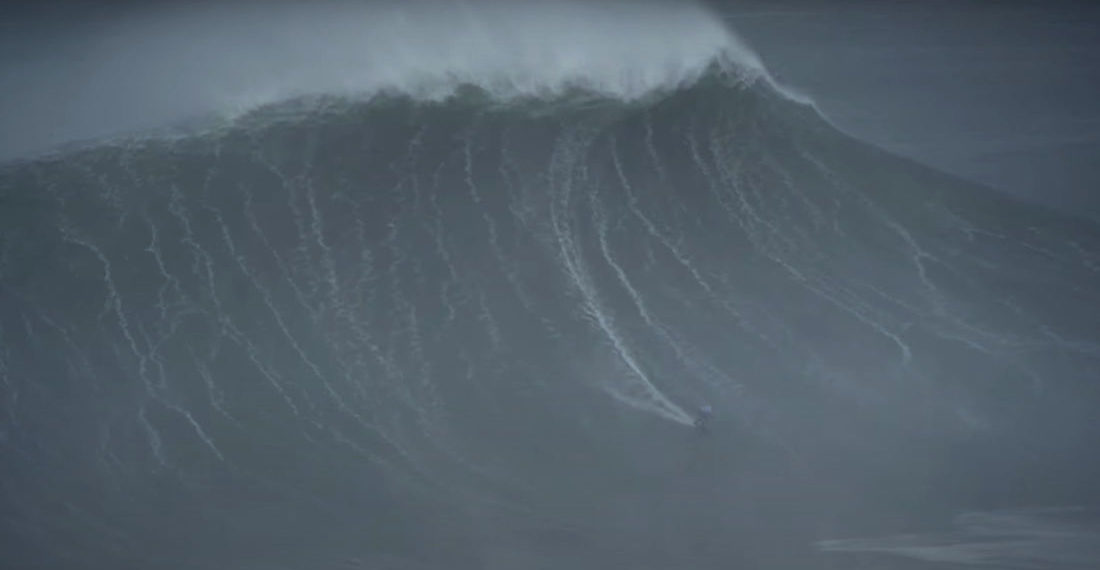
<box><xmin>3</xmin><ymin>58</ymin><xmax>1100</xmax><ymax>570</ymax></box>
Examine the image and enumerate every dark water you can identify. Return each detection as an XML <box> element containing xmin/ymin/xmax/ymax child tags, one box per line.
<box><xmin>2</xmin><ymin>67</ymin><xmax>1099</xmax><ymax>568</ymax></box>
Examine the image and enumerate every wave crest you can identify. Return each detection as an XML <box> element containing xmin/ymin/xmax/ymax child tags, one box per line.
<box><xmin>203</xmin><ymin>0</ymin><xmax>765</xmax><ymax>107</ymax></box>
<box><xmin>2</xmin><ymin>1</ymin><xmax>772</xmax><ymax>161</ymax></box>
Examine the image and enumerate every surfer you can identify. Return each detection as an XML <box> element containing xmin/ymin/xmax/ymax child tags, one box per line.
<box><xmin>693</xmin><ymin>404</ymin><xmax>713</xmax><ymax>432</ymax></box>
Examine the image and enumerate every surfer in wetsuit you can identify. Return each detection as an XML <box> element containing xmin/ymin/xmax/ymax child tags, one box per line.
<box><xmin>694</xmin><ymin>404</ymin><xmax>713</xmax><ymax>433</ymax></box>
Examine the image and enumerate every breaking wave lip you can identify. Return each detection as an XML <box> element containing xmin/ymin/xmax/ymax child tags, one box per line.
<box><xmin>198</xmin><ymin>1</ymin><xmax>782</xmax><ymax>114</ymax></box>
<box><xmin>2</xmin><ymin>0</ymin><xmax>814</xmax><ymax>163</ymax></box>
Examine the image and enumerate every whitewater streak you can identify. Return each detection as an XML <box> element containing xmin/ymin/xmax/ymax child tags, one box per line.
<box><xmin>2</xmin><ymin>0</ymin><xmax>777</xmax><ymax>160</ymax></box>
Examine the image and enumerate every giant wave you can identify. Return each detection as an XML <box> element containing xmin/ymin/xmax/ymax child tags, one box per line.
<box><xmin>2</xmin><ymin>3</ymin><xmax>1099</xmax><ymax>569</ymax></box>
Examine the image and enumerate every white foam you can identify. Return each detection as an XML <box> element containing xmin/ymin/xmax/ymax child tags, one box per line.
<box><xmin>1</xmin><ymin>0</ymin><xmax>775</xmax><ymax>159</ymax></box>
<box><xmin>818</xmin><ymin>508</ymin><xmax>1100</xmax><ymax>569</ymax></box>
<box><xmin>182</xmin><ymin>0</ymin><xmax>767</xmax><ymax>105</ymax></box>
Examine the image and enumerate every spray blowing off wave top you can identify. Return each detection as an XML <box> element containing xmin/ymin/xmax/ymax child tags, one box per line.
<box><xmin>1</xmin><ymin>0</ymin><xmax>774</xmax><ymax>160</ymax></box>
<box><xmin>215</xmin><ymin>0</ymin><xmax>768</xmax><ymax>101</ymax></box>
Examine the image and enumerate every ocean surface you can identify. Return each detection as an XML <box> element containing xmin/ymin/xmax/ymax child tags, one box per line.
<box><xmin>2</xmin><ymin>4</ymin><xmax>1099</xmax><ymax>568</ymax></box>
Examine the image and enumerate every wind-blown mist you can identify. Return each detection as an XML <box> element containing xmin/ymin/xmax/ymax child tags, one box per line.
<box><xmin>0</xmin><ymin>0</ymin><xmax>770</xmax><ymax>161</ymax></box>
<box><xmin>2</xmin><ymin>2</ymin><xmax>1099</xmax><ymax>569</ymax></box>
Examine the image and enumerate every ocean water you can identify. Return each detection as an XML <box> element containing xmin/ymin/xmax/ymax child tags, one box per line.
<box><xmin>2</xmin><ymin>3</ymin><xmax>1099</xmax><ymax>569</ymax></box>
